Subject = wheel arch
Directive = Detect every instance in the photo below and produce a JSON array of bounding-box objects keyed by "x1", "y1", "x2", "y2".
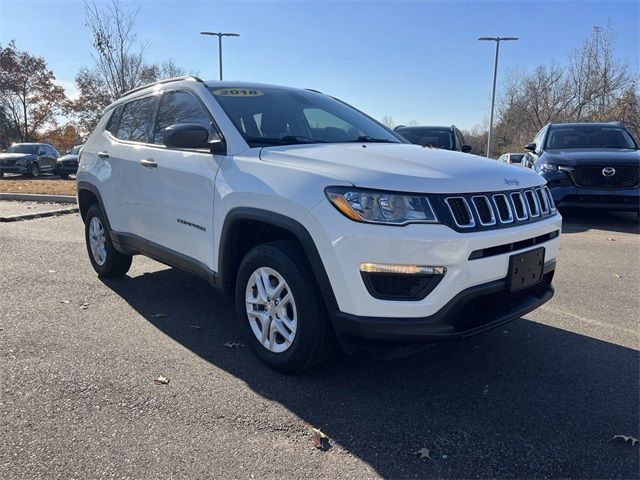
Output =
[
  {"x1": 218, "y1": 207, "x2": 338, "y2": 313},
  {"x1": 77, "y1": 181, "x2": 112, "y2": 230}
]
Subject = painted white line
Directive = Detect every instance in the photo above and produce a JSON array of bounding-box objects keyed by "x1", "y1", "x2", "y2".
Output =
[{"x1": 537, "y1": 305, "x2": 640, "y2": 337}]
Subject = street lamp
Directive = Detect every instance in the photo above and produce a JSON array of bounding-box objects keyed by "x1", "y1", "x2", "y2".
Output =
[
  {"x1": 200, "y1": 31, "x2": 240, "y2": 81},
  {"x1": 478, "y1": 36, "x2": 518, "y2": 158}
]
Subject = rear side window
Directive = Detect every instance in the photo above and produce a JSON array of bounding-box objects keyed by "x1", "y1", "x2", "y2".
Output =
[
  {"x1": 115, "y1": 96, "x2": 157, "y2": 143},
  {"x1": 153, "y1": 91, "x2": 212, "y2": 145},
  {"x1": 106, "y1": 107, "x2": 123, "y2": 136}
]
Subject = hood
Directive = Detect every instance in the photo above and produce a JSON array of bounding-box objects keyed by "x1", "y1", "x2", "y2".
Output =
[
  {"x1": 259, "y1": 143, "x2": 544, "y2": 193},
  {"x1": 57, "y1": 154, "x2": 79, "y2": 162},
  {"x1": 0, "y1": 152, "x2": 34, "y2": 161},
  {"x1": 542, "y1": 148, "x2": 640, "y2": 166},
  {"x1": 0, "y1": 152, "x2": 35, "y2": 166}
]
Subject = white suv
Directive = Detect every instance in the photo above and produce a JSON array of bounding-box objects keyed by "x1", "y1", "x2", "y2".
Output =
[{"x1": 77, "y1": 77, "x2": 561, "y2": 372}]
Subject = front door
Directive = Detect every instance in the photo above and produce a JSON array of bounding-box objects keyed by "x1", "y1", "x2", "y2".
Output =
[{"x1": 142, "y1": 89, "x2": 223, "y2": 271}]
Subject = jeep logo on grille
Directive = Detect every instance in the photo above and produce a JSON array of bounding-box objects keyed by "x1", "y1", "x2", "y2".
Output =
[
  {"x1": 602, "y1": 167, "x2": 616, "y2": 177},
  {"x1": 504, "y1": 178, "x2": 520, "y2": 187}
]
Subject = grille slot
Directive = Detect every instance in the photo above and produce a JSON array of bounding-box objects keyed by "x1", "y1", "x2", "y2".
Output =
[
  {"x1": 445, "y1": 197, "x2": 475, "y2": 227},
  {"x1": 471, "y1": 196, "x2": 496, "y2": 226},
  {"x1": 492, "y1": 194, "x2": 513, "y2": 223},
  {"x1": 572, "y1": 165, "x2": 639, "y2": 189},
  {"x1": 544, "y1": 186, "x2": 556, "y2": 211},
  {"x1": 524, "y1": 190, "x2": 540, "y2": 217},
  {"x1": 535, "y1": 187, "x2": 550, "y2": 214},
  {"x1": 510, "y1": 192, "x2": 528, "y2": 220}
]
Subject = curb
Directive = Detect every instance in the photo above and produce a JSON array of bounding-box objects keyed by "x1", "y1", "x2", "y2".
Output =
[
  {"x1": 0, "y1": 193, "x2": 77, "y2": 204},
  {"x1": 0, "y1": 206, "x2": 79, "y2": 223}
]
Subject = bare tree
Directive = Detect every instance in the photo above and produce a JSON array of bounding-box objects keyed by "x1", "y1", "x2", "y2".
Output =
[
  {"x1": 382, "y1": 116, "x2": 396, "y2": 129},
  {"x1": 0, "y1": 41, "x2": 68, "y2": 143},
  {"x1": 493, "y1": 23, "x2": 639, "y2": 151},
  {"x1": 73, "y1": 0, "x2": 189, "y2": 133}
]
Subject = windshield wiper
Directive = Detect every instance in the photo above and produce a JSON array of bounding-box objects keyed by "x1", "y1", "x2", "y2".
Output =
[
  {"x1": 349, "y1": 136, "x2": 398, "y2": 143},
  {"x1": 280, "y1": 135, "x2": 328, "y2": 144},
  {"x1": 244, "y1": 135, "x2": 326, "y2": 147}
]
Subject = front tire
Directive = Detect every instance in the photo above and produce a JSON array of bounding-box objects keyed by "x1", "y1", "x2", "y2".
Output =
[
  {"x1": 58, "y1": 172, "x2": 69, "y2": 179},
  {"x1": 30, "y1": 162, "x2": 40, "y2": 178},
  {"x1": 84, "y1": 204, "x2": 132, "y2": 278},
  {"x1": 235, "y1": 241, "x2": 335, "y2": 372}
]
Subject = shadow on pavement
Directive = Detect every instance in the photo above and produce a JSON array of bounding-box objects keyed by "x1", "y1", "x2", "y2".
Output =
[
  {"x1": 561, "y1": 208, "x2": 639, "y2": 234},
  {"x1": 102, "y1": 269, "x2": 639, "y2": 478}
]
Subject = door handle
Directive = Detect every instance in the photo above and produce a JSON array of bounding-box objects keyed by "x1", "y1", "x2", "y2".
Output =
[
  {"x1": 97, "y1": 151, "x2": 110, "y2": 159},
  {"x1": 140, "y1": 159, "x2": 158, "y2": 169}
]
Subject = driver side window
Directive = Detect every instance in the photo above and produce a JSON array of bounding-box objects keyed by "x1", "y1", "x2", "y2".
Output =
[{"x1": 153, "y1": 91, "x2": 212, "y2": 145}]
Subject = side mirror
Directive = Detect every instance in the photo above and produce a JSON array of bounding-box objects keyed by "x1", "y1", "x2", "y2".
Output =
[
  {"x1": 38, "y1": 150, "x2": 46, "y2": 156},
  {"x1": 525, "y1": 142, "x2": 536, "y2": 152},
  {"x1": 162, "y1": 123, "x2": 222, "y2": 151},
  {"x1": 461, "y1": 144, "x2": 473, "y2": 153}
]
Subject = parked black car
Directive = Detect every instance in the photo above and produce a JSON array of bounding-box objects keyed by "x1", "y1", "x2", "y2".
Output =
[
  {"x1": 0, "y1": 143, "x2": 59, "y2": 178},
  {"x1": 394, "y1": 125, "x2": 473, "y2": 152},
  {"x1": 527, "y1": 122, "x2": 640, "y2": 213},
  {"x1": 56, "y1": 144, "x2": 83, "y2": 179}
]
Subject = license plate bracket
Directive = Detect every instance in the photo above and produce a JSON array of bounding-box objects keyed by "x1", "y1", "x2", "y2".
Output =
[{"x1": 508, "y1": 247, "x2": 545, "y2": 292}]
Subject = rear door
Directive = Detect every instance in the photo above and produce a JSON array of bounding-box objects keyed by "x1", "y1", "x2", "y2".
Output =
[
  {"x1": 144, "y1": 89, "x2": 223, "y2": 270},
  {"x1": 108, "y1": 95, "x2": 160, "y2": 239}
]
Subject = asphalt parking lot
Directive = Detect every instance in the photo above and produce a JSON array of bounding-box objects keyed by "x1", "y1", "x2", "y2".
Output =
[{"x1": 1, "y1": 206, "x2": 638, "y2": 479}]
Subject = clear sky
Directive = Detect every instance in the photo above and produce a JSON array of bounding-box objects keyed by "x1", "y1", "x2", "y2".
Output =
[{"x1": 1, "y1": 0, "x2": 638, "y2": 130}]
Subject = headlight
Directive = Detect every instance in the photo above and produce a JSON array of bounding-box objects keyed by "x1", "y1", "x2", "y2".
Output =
[
  {"x1": 540, "y1": 163, "x2": 558, "y2": 173},
  {"x1": 325, "y1": 187, "x2": 438, "y2": 225}
]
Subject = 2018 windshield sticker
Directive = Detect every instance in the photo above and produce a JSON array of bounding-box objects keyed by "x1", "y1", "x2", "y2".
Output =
[{"x1": 212, "y1": 88, "x2": 263, "y2": 97}]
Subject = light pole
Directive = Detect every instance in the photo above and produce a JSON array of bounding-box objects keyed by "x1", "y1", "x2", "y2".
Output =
[
  {"x1": 200, "y1": 32, "x2": 240, "y2": 81},
  {"x1": 478, "y1": 36, "x2": 518, "y2": 158}
]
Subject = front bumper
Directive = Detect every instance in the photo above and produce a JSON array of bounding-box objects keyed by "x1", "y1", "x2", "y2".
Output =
[
  {"x1": 0, "y1": 165, "x2": 29, "y2": 174},
  {"x1": 335, "y1": 260, "x2": 555, "y2": 343},
  {"x1": 56, "y1": 162, "x2": 78, "y2": 174},
  {"x1": 307, "y1": 199, "x2": 562, "y2": 323},
  {"x1": 543, "y1": 171, "x2": 640, "y2": 211}
]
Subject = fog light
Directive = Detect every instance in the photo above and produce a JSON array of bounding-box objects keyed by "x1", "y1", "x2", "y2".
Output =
[{"x1": 359, "y1": 263, "x2": 446, "y2": 275}]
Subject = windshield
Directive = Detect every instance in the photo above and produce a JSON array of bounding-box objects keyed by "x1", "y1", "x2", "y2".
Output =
[
  {"x1": 7, "y1": 144, "x2": 39, "y2": 154},
  {"x1": 395, "y1": 127, "x2": 454, "y2": 149},
  {"x1": 70, "y1": 145, "x2": 82, "y2": 155},
  {"x1": 209, "y1": 87, "x2": 403, "y2": 147},
  {"x1": 546, "y1": 126, "x2": 637, "y2": 149}
]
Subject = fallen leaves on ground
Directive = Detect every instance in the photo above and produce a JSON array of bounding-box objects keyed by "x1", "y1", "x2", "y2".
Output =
[
  {"x1": 154, "y1": 376, "x2": 170, "y2": 385},
  {"x1": 311, "y1": 428, "x2": 330, "y2": 450},
  {"x1": 79, "y1": 302, "x2": 89, "y2": 310},
  {"x1": 151, "y1": 313, "x2": 168, "y2": 319},
  {"x1": 223, "y1": 342, "x2": 244, "y2": 348},
  {"x1": 607, "y1": 238, "x2": 617, "y2": 242},
  {"x1": 611, "y1": 435, "x2": 639, "y2": 446},
  {"x1": 60, "y1": 300, "x2": 70, "y2": 304},
  {"x1": 413, "y1": 447, "x2": 434, "y2": 461}
]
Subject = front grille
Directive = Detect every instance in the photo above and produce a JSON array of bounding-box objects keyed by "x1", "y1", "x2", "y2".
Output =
[
  {"x1": 510, "y1": 192, "x2": 527, "y2": 220},
  {"x1": 572, "y1": 165, "x2": 640, "y2": 189},
  {"x1": 63, "y1": 160, "x2": 77, "y2": 167},
  {"x1": 492, "y1": 194, "x2": 513, "y2": 223},
  {"x1": 535, "y1": 187, "x2": 550, "y2": 214},
  {"x1": 445, "y1": 197, "x2": 474, "y2": 227},
  {"x1": 472, "y1": 196, "x2": 495, "y2": 225},
  {"x1": 439, "y1": 186, "x2": 556, "y2": 232}
]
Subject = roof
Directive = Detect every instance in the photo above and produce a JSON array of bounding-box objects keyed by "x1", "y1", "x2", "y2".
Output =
[
  {"x1": 395, "y1": 125, "x2": 454, "y2": 130},
  {"x1": 548, "y1": 122, "x2": 624, "y2": 128}
]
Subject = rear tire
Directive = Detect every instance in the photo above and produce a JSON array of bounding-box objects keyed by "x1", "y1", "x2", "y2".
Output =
[
  {"x1": 235, "y1": 240, "x2": 335, "y2": 372},
  {"x1": 59, "y1": 172, "x2": 69, "y2": 179},
  {"x1": 84, "y1": 204, "x2": 132, "y2": 278}
]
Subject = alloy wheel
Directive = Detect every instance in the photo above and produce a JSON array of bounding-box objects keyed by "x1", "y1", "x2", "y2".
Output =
[
  {"x1": 245, "y1": 267, "x2": 298, "y2": 353},
  {"x1": 88, "y1": 216, "x2": 107, "y2": 266}
]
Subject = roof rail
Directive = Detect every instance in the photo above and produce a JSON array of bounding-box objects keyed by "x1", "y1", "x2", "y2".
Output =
[{"x1": 122, "y1": 76, "x2": 204, "y2": 98}]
